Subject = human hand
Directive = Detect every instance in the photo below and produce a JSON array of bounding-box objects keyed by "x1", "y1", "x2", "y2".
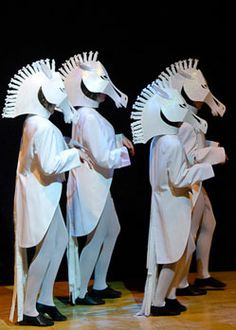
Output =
[
  {"x1": 122, "y1": 136, "x2": 135, "y2": 156},
  {"x1": 65, "y1": 136, "x2": 88, "y2": 153},
  {"x1": 79, "y1": 150, "x2": 94, "y2": 169}
]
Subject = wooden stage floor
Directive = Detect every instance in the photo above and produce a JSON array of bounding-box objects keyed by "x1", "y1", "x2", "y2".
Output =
[{"x1": 0, "y1": 271, "x2": 235, "y2": 329}]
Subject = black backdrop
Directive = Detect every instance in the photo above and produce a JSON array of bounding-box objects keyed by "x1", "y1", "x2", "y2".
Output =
[{"x1": 0, "y1": 2, "x2": 235, "y2": 287}]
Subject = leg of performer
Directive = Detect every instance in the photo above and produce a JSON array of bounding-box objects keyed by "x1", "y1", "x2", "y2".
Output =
[{"x1": 92, "y1": 193, "x2": 121, "y2": 298}]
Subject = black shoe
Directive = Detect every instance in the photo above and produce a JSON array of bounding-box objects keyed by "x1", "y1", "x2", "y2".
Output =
[
  {"x1": 194, "y1": 277, "x2": 226, "y2": 289},
  {"x1": 19, "y1": 314, "x2": 54, "y2": 326},
  {"x1": 75, "y1": 292, "x2": 105, "y2": 305},
  {"x1": 90, "y1": 286, "x2": 122, "y2": 299},
  {"x1": 150, "y1": 305, "x2": 180, "y2": 316},
  {"x1": 36, "y1": 302, "x2": 67, "y2": 321},
  {"x1": 176, "y1": 285, "x2": 207, "y2": 296},
  {"x1": 165, "y1": 298, "x2": 187, "y2": 312}
]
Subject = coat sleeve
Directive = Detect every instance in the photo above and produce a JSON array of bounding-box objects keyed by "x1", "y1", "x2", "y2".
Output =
[
  {"x1": 205, "y1": 139, "x2": 219, "y2": 147},
  {"x1": 178, "y1": 124, "x2": 226, "y2": 165},
  {"x1": 192, "y1": 146, "x2": 226, "y2": 165},
  {"x1": 82, "y1": 114, "x2": 130, "y2": 169},
  {"x1": 166, "y1": 138, "x2": 214, "y2": 188},
  {"x1": 34, "y1": 125, "x2": 81, "y2": 176}
]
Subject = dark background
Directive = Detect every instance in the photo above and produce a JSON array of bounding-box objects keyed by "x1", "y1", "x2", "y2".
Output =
[{"x1": 0, "y1": 2, "x2": 235, "y2": 288}]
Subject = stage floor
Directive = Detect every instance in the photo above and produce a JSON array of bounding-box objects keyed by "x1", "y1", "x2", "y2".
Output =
[{"x1": 0, "y1": 271, "x2": 235, "y2": 329}]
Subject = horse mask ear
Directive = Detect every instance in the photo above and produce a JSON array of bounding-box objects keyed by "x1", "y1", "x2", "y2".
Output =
[
  {"x1": 176, "y1": 68, "x2": 192, "y2": 79},
  {"x1": 154, "y1": 85, "x2": 171, "y2": 99},
  {"x1": 39, "y1": 59, "x2": 53, "y2": 79},
  {"x1": 78, "y1": 62, "x2": 95, "y2": 72}
]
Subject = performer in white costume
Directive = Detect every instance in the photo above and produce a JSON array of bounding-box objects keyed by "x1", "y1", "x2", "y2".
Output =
[
  {"x1": 60, "y1": 51, "x2": 134, "y2": 305},
  {"x1": 2, "y1": 59, "x2": 92, "y2": 326},
  {"x1": 130, "y1": 80, "x2": 215, "y2": 316},
  {"x1": 156, "y1": 59, "x2": 227, "y2": 296}
]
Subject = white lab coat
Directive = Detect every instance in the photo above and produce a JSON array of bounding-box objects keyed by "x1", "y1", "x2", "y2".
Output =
[
  {"x1": 177, "y1": 122, "x2": 226, "y2": 258},
  {"x1": 178, "y1": 122, "x2": 225, "y2": 228},
  {"x1": 148, "y1": 134, "x2": 215, "y2": 266},
  {"x1": 11, "y1": 113, "x2": 81, "y2": 322},
  {"x1": 14, "y1": 114, "x2": 81, "y2": 248},
  {"x1": 137, "y1": 133, "x2": 215, "y2": 317},
  {"x1": 67, "y1": 107, "x2": 131, "y2": 237}
]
